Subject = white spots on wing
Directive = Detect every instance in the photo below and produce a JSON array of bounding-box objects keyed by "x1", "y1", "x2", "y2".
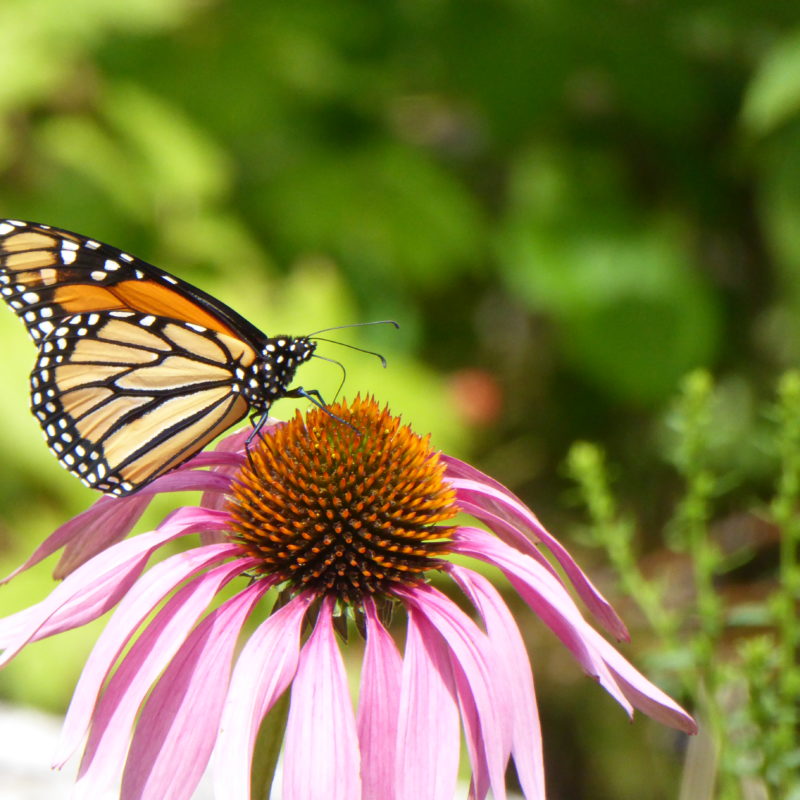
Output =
[
  {"x1": 120, "y1": 253, "x2": 133, "y2": 262},
  {"x1": 140, "y1": 315, "x2": 156, "y2": 326},
  {"x1": 61, "y1": 250, "x2": 77, "y2": 265},
  {"x1": 104, "y1": 259, "x2": 120, "y2": 271},
  {"x1": 0, "y1": 223, "x2": 15, "y2": 235},
  {"x1": 22, "y1": 291, "x2": 39, "y2": 303},
  {"x1": 161, "y1": 275, "x2": 178, "y2": 285},
  {"x1": 90, "y1": 271, "x2": 106, "y2": 281},
  {"x1": 186, "y1": 323, "x2": 206, "y2": 332},
  {"x1": 85, "y1": 240, "x2": 100, "y2": 250}
]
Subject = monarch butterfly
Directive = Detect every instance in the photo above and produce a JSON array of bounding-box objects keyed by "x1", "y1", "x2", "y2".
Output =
[{"x1": 0, "y1": 219, "x2": 324, "y2": 496}]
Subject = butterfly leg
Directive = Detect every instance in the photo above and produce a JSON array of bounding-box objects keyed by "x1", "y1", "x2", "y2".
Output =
[{"x1": 286, "y1": 387, "x2": 360, "y2": 433}]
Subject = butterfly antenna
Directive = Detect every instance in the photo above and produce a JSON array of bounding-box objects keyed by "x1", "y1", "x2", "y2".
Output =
[
  {"x1": 311, "y1": 337, "x2": 389, "y2": 369},
  {"x1": 305, "y1": 319, "x2": 399, "y2": 337}
]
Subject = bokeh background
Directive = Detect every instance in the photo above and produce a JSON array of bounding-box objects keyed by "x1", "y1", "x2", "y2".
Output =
[{"x1": 2, "y1": 1, "x2": 800, "y2": 798}]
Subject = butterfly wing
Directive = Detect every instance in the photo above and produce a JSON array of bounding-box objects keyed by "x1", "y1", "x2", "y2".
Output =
[
  {"x1": 0, "y1": 219, "x2": 266, "y2": 343},
  {"x1": 0, "y1": 220, "x2": 267, "y2": 495}
]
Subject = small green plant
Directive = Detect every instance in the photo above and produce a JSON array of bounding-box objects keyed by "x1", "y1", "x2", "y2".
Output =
[{"x1": 567, "y1": 369, "x2": 800, "y2": 800}]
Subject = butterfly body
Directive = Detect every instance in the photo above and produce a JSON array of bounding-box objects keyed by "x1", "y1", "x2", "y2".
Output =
[{"x1": 0, "y1": 219, "x2": 316, "y2": 495}]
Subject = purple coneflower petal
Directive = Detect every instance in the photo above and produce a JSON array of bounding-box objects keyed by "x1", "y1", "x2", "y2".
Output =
[
  {"x1": 443, "y1": 455, "x2": 628, "y2": 641},
  {"x1": 119, "y1": 579, "x2": 271, "y2": 800},
  {"x1": 455, "y1": 526, "x2": 695, "y2": 731},
  {"x1": 581, "y1": 626, "x2": 697, "y2": 734},
  {"x1": 450, "y1": 566, "x2": 546, "y2": 800},
  {"x1": 357, "y1": 598, "x2": 403, "y2": 800},
  {"x1": 396, "y1": 607, "x2": 461, "y2": 800},
  {"x1": 283, "y1": 596, "x2": 361, "y2": 800},
  {"x1": 1, "y1": 453, "x2": 241, "y2": 584},
  {"x1": 398, "y1": 585, "x2": 508, "y2": 800},
  {"x1": 214, "y1": 592, "x2": 313, "y2": 800},
  {"x1": 56, "y1": 466, "x2": 237, "y2": 577},
  {"x1": 453, "y1": 526, "x2": 633, "y2": 714},
  {"x1": 57, "y1": 543, "x2": 242, "y2": 765},
  {"x1": 73, "y1": 558, "x2": 261, "y2": 797},
  {"x1": 0, "y1": 508, "x2": 226, "y2": 665},
  {"x1": 200, "y1": 427, "x2": 253, "y2": 513}
]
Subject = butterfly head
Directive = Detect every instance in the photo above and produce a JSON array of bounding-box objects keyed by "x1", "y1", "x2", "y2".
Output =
[{"x1": 254, "y1": 336, "x2": 317, "y2": 406}]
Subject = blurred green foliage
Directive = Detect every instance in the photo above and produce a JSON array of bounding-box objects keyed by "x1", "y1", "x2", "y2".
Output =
[{"x1": 2, "y1": 1, "x2": 800, "y2": 798}]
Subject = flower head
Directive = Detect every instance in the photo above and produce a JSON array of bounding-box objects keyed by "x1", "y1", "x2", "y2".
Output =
[
  {"x1": 228, "y1": 398, "x2": 456, "y2": 599},
  {"x1": 0, "y1": 396, "x2": 696, "y2": 800}
]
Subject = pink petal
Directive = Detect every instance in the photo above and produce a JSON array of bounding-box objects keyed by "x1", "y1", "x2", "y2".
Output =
[
  {"x1": 1, "y1": 493, "x2": 151, "y2": 585},
  {"x1": 73, "y1": 558, "x2": 260, "y2": 798},
  {"x1": 214, "y1": 592, "x2": 313, "y2": 800},
  {"x1": 582, "y1": 626, "x2": 697, "y2": 734},
  {"x1": 283, "y1": 597, "x2": 361, "y2": 800},
  {"x1": 55, "y1": 473, "x2": 234, "y2": 576},
  {"x1": 1, "y1": 457, "x2": 239, "y2": 584},
  {"x1": 56, "y1": 543, "x2": 242, "y2": 765},
  {"x1": 0, "y1": 508, "x2": 222, "y2": 666},
  {"x1": 120, "y1": 579, "x2": 271, "y2": 800},
  {"x1": 357, "y1": 598, "x2": 403, "y2": 800},
  {"x1": 452, "y1": 526, "x2": 633, "y2": 716},
  {"x1": 395, "y1": 606, "x2": 460, "y2": 800},
  {"x1": 397, "y1": 585, "x2": 508, "y2": 800},
  {"x1": 443, "y1": 455, "x2": 628, "y2": 641},
  {"x1": 200, "y1": 427, "x2": 253, "y2": 513},
  {"x1": 451, "y1": 566, "x2": 546, "y2": 800},
  {"x1": 450, "y1": 654, "x2": 491, "y2": 800}
]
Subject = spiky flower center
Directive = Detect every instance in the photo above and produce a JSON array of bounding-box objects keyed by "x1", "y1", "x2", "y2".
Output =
[{"x1": 226, "y1": 396, "x2": 458, "y2": 603}]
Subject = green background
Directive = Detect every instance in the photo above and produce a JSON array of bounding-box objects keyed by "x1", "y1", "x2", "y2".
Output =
[{"x1": 2, "y1": 1, "x2": 800, "y2": 797}]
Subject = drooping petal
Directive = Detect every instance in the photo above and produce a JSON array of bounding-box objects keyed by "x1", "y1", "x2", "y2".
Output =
[
  {"x1": 120, "y1": 579, "x2": 271, "y2": 800},
  {"x1": 56, "y1": 467, "x2": 237, "y2": 576},
  {"x1": 214, "y1": 591, "x2": 313, "y2": 800},
  {"x1": 0, "y1": 508, "x2": 227, "y2": 666},
  {"x1": 395, "y1": 606, "x2": 461, "y2": 800},
  {"x1": 283, "y1": 597, "x2": 361, "y2": 800},
  {"x1": 56, "y1": 543, "x2": 242, "y2": 765},
  {"x1": 1, "y1": 458, "x2": 239, "y2": 584},
  {"x1": 450, "y1": 652, "x2": 490, "y2": 800},
  {"x1": 200, "y1": 426, "x2": 256, "y2": 513},
  {"x1": 443, "y1": 455, "x2": 628, "y2": 640},
  {"x1": 1, "y1": 492, "x2": 151, "y2": 585},
  {"x1": 582, "y1": 626, "x2": 697, "y2": 734},
  {"x1": 452, "y1": 526, "x2": 633, "y2": 716},
  {"x1": 451, "y1": 566, "x2": 546, "y2": 800},
  {"x1": 357, "y1": 598, "x2": 403, "y2": 800},
  {"x1": 397, "y1": 585, "x2": 508, "y2": 800},
  {"x1": 73, "y1": 558, "x2": 260, "y2": 798}
]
